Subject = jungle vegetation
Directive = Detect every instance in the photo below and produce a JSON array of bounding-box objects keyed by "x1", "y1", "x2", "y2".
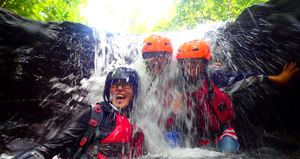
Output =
[{"x1": 1, "y1": 0, "x2": 268, "y2": 33}]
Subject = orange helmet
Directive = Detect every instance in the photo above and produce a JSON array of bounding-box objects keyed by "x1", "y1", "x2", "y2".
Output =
[
  {"x1": 142, "y1": 34, "x2": 173, "y2": 59},
  {"x1": 176, "y1": 40, "x2": 211, "y2": 60}
]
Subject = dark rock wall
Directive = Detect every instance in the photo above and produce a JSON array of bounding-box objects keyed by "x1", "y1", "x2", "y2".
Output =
[
  {"x1": 216, "y1": 0, "x2": 300, "y2": 153},
  {"x1": 0, "y1": 7, "x2": 95, "y2": 151}
]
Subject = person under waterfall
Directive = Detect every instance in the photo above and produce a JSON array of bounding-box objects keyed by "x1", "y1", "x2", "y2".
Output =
[
  {"x1": 141, "y1": 34, "x2": 187, "y2": 148},
  {"x1": 14, "y1": 67, "x2": 145, "y2": 159},
  {"x1": 174, "y1": 39, "x2": 299, "y2": 154}
]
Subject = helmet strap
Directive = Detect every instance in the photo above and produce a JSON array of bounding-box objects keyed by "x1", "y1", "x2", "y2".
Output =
[{"x1": 109, "y1": 103, "x2": 120, "y2": 112}]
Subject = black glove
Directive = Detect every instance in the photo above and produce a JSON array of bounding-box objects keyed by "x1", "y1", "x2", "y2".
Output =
[{"x1": 14, "y1": 150, "x2": 44, "y2": 159}]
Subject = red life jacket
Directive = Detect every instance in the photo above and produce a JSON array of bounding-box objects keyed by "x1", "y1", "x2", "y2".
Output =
[
  {"x1": 186, "y1": 79, "x2": 234, "y2": 139},
  {"x1": 100, "y1": 114, "x2": 131, "y2": 144},
  {"x1": 96, "y1": 114, "x2": 145, "y2": 159},
  {"x1": 79, "y1": 104, "x2": 144, "y2": 159}
]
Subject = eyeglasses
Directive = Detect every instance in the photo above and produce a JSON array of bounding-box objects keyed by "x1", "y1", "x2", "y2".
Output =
[
  {"x1": 111, "y1": 81, "x2": 132, "y2": 89},
  {"x1": 182, "y1": 58, "x2": 204, "y2": 65},
  {"x1": 144, "y1": 52, "x2": 170, "y2": 60}
]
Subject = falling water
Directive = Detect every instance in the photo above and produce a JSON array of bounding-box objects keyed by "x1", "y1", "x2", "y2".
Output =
[
  {"x1": 1, "y1": 12, "x2": 300, "y2": 159},
  {"x1": 69, "y1": 22, "x2": 294, "y2": 158}
]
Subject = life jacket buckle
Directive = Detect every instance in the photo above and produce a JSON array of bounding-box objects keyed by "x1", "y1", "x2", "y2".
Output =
[
  {"x1": 92, "y1": 104, "x2": 102, "y2": 113},
  {"x1": 89, "y1": 119, "x2": 98, "y2": 127},
  {"x1": 95, "y1": 107, "x2": 101, "y2": 113},
  {"x1": 80, "y1": 137, "x2": 87, "y2": 146}
]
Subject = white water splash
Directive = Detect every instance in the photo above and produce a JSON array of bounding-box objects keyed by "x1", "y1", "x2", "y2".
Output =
[{"x1": 83, "y1": 22, "x2": 228, "y2": 158}]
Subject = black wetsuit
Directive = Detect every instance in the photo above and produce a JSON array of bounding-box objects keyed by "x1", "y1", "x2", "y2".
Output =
[{"x1": 16, "y1": 102, "x2": 124, "y2": 159}]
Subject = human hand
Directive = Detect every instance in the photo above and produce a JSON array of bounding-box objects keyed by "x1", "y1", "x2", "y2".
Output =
[
  {"x1": 269, "y1": 62, "x2": 299, "y2": 89},
  {"x1": 172, "y1": 93, "x2": 183, "y2": 114},
  {"x1": 213, "y1": 63, "x2": 222, "y2": 68}
]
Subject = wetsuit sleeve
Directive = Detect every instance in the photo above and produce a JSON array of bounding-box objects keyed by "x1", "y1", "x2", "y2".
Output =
[
  {"x1": 22, "y1": 107, "x2": 92, "y2": 159},
  {"x1": 211, "y1": 69, "x2": 269, "y2": 94}
]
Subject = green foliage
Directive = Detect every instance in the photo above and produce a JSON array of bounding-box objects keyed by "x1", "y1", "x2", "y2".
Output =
[
  {"x1": 127, "y1": 8, "x2": 149, "y2": 34},
  {"x1": 152, "y1": 0, "x2": 268, "y2": 32},
  {"x1": 126, "y1": 7, "x2": 156, "y2": 34},
  {"x1": 1, "y1": 0, "x2": 269, "y2": 33},
  {"x1": 1, "y1": 0, "x2": 89, "y2": 24}
]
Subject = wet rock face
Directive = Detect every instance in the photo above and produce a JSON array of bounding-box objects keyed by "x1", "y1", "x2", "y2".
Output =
[
  {"x1": 0, "y1": 7, "x2": 95, "y2": 149},
  {"x1": 217, "y1": 0, "x2": 300, "y2": 153}
]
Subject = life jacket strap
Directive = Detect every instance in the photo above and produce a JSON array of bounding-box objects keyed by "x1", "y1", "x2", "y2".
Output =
[
  {"x1": 73, "y1": 104, "x2": 103, "y2": 159},
  {"x1": 93, "y1": 105, "x2": 103, "y2": 158}
]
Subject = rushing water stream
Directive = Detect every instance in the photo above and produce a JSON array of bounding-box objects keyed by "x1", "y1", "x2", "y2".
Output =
[{"x1": 1, "y1": 7, "x2": 300, "y2": 158}]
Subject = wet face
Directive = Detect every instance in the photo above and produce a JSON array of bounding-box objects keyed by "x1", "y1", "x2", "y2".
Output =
[
  {"x1": 182, "y1": 58, "x2": 204, "y2": 77},
  {"x1": 109, "y1": 80, "x2": 133, "y2": 110},
  {"x1": 145, "y1": 52, "x2": 170, "y2": 75}
]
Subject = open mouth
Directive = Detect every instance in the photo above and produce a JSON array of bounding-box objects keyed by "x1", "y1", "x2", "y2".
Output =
[{"x1": 116, "y1": 94, "x2": 126, "y2": 102}]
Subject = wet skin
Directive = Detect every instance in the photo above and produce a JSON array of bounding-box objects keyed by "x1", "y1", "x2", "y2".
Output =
[
  {"x1": 182, "y1": 58, "x2": 204, "y2": 77},
  {"x1": 109, "y1": 81, "x2": 133, "y2": 110},
  {"x1": 145, "y1": 53, "x2": 170, "y2": 75}
]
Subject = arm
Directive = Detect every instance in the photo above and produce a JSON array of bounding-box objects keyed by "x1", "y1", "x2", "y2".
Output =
[
  {"x1": 268, "y1": 62, "x2": 299, "y2": 89},
  {"x1": 14, "y1": 107, "x2": 91, "y2": 159},
  {"x1": 213, "y1": 63, "x2": 222, "y2": 68},
  {"x1": 211, "y1": 62, "x2": 299, "y2": 94},
  {"x1": 211, "y1": 69, "x2": 268, "y2": 94}
]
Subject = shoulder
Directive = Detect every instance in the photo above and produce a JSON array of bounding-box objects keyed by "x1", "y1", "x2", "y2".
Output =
[
  {"x1": 75, "y1": 102, "x2": 108, "y2": 119},
  {"x1": 90, "y1": 102, "x2": 113, "y2": 116}
]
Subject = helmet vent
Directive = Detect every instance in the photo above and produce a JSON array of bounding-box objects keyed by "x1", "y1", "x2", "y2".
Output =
[
  {"x1": 192, "y1": 49, "x2": 199, "y2": 51},
  {"x1": 165, "y1": 42, "x2": 170, "y2": 45},
  {"x1": 147, "y1": 43, "x2": 152, "y2": 45}
]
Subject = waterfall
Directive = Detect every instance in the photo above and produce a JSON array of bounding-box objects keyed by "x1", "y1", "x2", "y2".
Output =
[{"x1": 1, "y1": 3, "x2": 300, "y2": 158}]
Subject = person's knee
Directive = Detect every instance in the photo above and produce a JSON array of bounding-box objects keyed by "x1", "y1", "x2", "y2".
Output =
[{"x1": 218, "y1": 136, "x2": 240, "y2": 154}]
